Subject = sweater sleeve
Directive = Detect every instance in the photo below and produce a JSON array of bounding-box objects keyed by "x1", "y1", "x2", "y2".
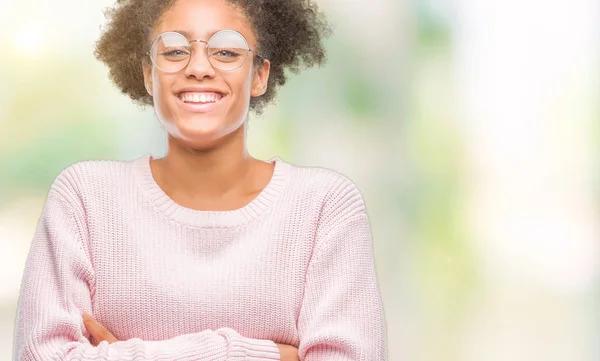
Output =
[
  {"x1": 297, "y1": 186, "x2": 388, "y2": 360},
  {"x1": 13, "y1": 186, "x2": 281, "y2": 361}
]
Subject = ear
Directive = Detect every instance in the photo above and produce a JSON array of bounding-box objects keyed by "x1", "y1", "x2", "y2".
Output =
[
  {"x1": 142, "y1": 62, "x2": 154, "y2": 96},
  {"x1": 251, "y1": 59, "x2": 270, "y2": 97}
]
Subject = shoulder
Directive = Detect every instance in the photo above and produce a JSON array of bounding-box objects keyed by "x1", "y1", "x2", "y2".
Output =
[
  {"x1": 49, "y1": 157, "x2": 136, "y2": 206},
  {"x1": 285, "y1": 160, "x2": 368, "y2": 230}
]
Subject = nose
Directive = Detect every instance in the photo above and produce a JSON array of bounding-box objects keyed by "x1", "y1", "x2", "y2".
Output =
[{"x1": 183, "y1": 41, "x2": 216, "y2": 80}]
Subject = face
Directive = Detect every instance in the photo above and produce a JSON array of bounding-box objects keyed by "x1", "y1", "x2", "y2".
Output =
[{"x1": 142, "y1": 0, "x2": 270, "y2": 150}]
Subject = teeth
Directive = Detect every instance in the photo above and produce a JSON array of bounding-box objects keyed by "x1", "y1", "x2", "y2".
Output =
[{"x1": 179, "y1": 92, "x2": 222, "y2": 103}]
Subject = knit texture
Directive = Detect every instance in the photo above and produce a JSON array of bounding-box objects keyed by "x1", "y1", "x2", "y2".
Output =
[{"x1": 13, "y1": 154, "x2": 387, "y2": 360}]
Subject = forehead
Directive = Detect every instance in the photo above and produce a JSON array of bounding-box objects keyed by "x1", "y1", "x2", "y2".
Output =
[{"x1": 154, "y1": 0, "x2": 254, "y2": 42}]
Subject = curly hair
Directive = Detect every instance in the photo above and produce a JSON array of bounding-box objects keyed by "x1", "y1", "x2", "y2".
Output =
[{"x1": 94, "y1": 0, "x2": 332, "y2": 114}]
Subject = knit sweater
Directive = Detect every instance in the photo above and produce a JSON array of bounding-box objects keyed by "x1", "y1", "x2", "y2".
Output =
[{"x1": 12, "y1": 154, "x2": 387, "y2": 361}]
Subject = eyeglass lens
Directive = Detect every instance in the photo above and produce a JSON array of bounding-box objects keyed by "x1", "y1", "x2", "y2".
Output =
[{"x1": 150, "y1": 30, "x2": 251, "y2": 72}]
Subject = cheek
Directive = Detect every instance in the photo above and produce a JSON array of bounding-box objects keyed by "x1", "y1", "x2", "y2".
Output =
[
  {"x1": 151, "y1": 74, "x2": 176, "y2": 121},
  {"x1": 234, "y1": 74, "x2": 254, "y2": 116},
  {"x1": 229, "y1": 71, "x2": 255, "y2": 104}
]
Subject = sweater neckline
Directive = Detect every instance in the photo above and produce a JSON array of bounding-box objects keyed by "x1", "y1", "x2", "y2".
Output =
[{"x1": 131, "y1": 154, "x2": 291, "y2": 228}]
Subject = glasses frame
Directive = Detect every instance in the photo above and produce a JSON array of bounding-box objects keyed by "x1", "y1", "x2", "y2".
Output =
[{"x1": 146, "y1": 29, "x2": 266, "y2": 73}]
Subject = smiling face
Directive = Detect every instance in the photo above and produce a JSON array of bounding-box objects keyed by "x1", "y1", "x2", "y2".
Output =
[{"x1": 143, "y1": 0, "x2": 270, "y2": 151}]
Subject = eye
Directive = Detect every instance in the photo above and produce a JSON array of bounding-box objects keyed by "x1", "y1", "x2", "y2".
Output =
[
  {"x1": 161, "y1": 48, "x2": 191, "y2": 58},
  {"x1": 210, "y1": 48, "x2": 243, "y2": 58},
  {"x1": 218, "y1": 50, "x2": 236, "y2": 57}
]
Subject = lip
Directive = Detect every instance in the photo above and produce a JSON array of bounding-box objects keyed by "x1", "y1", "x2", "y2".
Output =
[
  {"x1": 175, "y1": 86, "x2": 228, "y2": 96},
  {"x1": 174, "y1": 86, "x2": 228, "y2": 113},
  {"x1": 175, "y1": 94, "x2": 226, "y2": 113}
]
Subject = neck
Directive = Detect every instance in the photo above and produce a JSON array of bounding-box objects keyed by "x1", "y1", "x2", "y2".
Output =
[{"x1": 153, "y1": 123, "x2": 258, "y2": 201}]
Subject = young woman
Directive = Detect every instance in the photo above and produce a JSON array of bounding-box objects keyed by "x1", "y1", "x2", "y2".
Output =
[{"x1": 12, "y1": 0, "x2": 387, "y2": 360}]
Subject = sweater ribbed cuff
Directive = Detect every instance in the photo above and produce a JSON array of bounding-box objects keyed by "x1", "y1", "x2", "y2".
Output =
[{"x1": 229, "y1": 335, "x2": 281, "y2": 360}]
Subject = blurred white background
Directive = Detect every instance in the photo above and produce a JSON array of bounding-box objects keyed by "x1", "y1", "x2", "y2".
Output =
[{"x1": 1, "y1": 0, "x2": 598, "y2": 360}]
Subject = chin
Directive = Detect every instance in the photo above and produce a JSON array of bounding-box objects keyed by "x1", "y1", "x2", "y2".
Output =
[
  {"x1": 157, "y1": 100, "x2": 247, "y2": 147},
  {"x1": 169, "y1": 119, "x2": 242, "y2": 150}
]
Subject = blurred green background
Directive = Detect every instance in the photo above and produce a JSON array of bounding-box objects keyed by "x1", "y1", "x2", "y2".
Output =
[{"x1": 1, "y1": 0, "x2": 599, "y2": 360}]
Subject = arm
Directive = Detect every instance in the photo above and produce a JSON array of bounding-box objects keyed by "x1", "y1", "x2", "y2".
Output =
[
  {"x1": 13, "y1": 183, "x2": 280, "y2": 361},
  {"x1": 297, "y1": 202, "x2": 387, "y2": 360},
  {"x1": 82, "y1": 313, "x2": 299, "y2": 361}
]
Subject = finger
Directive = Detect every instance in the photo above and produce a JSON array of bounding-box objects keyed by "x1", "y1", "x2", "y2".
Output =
[
  {"x1": 82, "y1": 312, "x2": 118, "y2": 344},
  {"x1": 83, "y1": 313, "x2": 118, "y2": 344},
  {"x1": 89, "y1": 335, "x2": 99, "y2": 347},
  {"x1": 81, "y1": 313, "x2": 103, "y2": 346}
]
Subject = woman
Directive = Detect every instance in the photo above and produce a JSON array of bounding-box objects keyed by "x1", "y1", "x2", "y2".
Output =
[{"x1": 12, "y1": 0, "x2": 387, "y2": 360}]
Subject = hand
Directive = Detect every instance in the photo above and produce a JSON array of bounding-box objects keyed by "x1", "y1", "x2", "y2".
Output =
[
  {"x1": 82, "y1": 311, "x2": 119, "y2": 345},
  {"x1": 275, "y1": 343, "x2": 299, "y2": 361}
]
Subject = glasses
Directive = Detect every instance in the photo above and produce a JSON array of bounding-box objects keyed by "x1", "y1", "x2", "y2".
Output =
[{"x1": 147, "y1": 29, "x2": 264, "y2": 73}]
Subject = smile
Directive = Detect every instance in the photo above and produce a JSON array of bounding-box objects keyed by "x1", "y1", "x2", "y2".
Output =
[
  {"x1": 176, "y1": 91, "x2": 226, "y2": 113},
  {"x1": 178, "y1": 91, "x2": 224, "y2": 104}
]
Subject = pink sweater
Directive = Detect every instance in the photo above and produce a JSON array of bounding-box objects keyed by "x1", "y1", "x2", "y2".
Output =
[{"x1": 13, "y1": 154, "x2": 387, "y2": 360}]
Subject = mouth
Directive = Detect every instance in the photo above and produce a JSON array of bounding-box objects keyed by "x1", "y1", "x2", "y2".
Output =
[{"x1": 175, "y1": 91, "x2": 227, "y2": 113}]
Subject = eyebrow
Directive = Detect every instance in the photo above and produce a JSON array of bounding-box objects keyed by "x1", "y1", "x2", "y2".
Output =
[
  {"x1": 171, "y1": 30, "x2": 221, "y2": 40},
  {"x1": 172, "y1": 30, "x2": 193, "y2": 38}
]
